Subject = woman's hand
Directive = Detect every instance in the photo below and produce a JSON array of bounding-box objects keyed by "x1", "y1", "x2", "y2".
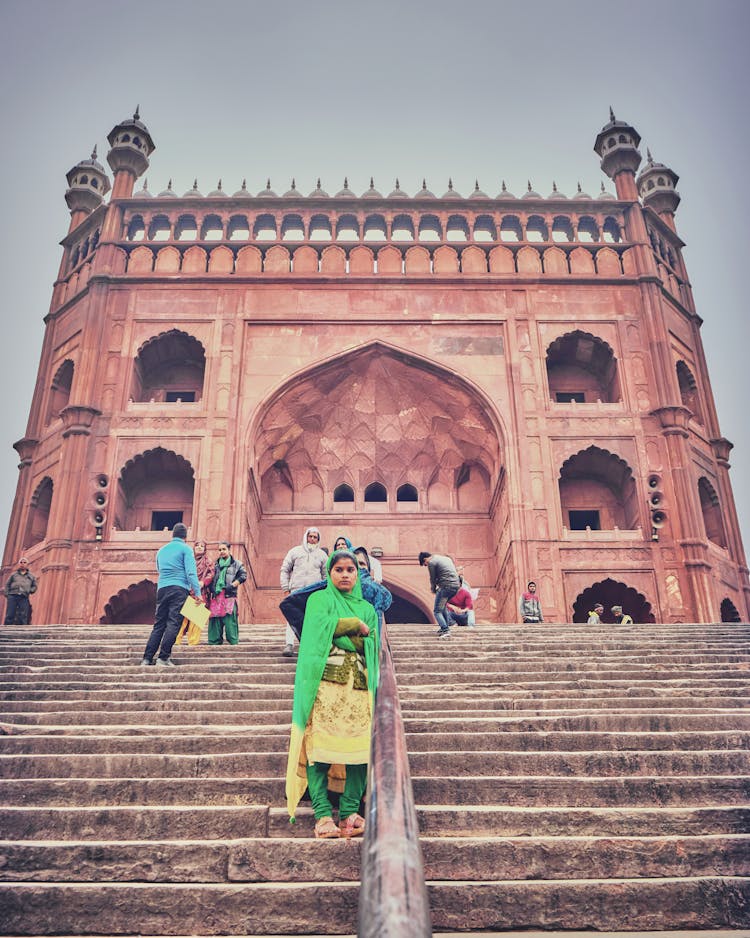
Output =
[
  {"x1": 231, "y1": 580, "x2": 239, "y2": 589},
  {"x1": 358, "y1": 620, "x2": 370, "y2": 636}
]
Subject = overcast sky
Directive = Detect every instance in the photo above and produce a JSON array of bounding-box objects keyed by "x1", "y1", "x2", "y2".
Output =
[{"x1": 1, "y1": 0, "x2": 748, "y2": 566}]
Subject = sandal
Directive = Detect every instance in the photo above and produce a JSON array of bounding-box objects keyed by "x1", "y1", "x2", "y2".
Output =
[
  {"x1": 339, "y1": 813, "x2": 365, "y2": 838},
  {"x1": 314, "y1": 816, "x2": 340, "y2": 839}
]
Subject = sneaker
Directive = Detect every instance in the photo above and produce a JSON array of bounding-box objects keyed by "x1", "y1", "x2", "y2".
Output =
[
  {"x1": 156, "y1": 657, "x2": 179, "y2": 667},
  {"x1": 282, "y1": 644, "x2": 294, "y2": 657},
  {"x1": 437, "y1": 629, "x2": 452, "y2": 640},
  {"x1": 139, "y1": 658, "x2": 155, "y2": 667}
]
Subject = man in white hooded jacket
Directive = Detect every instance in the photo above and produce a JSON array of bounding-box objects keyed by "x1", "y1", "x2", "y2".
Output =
[{"x1": 279, "y1": 526, "x2": 327, "y2": 656}]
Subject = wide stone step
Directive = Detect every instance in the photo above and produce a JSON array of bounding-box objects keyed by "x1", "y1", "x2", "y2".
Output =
[
  {"x1": 2, "y1": 774, "x2": 748, "y2": 809},
  {"x1": 3, "y1": 833, "x2": 748, "y2": 884},
  {"x1": 3, "y1": 748, "x2": 749, "y2": 780},
  {"x1": 4, "y1": 729, "x2": 749, "y2": 756},
  {"x1": 6, "y1": 804, "x2": 750, "y2": 842},
  {"x1": 404, "y1": 712, "x2": 750, "y2": 731},
  {"x1": 1, "y1": 877, "x2": 748, "y2": 933}
]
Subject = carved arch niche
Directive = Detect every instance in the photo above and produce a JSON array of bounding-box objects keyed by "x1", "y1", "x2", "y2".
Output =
[
  {"x1": 131, "y1": 329, "x2": 206, "y2": 403},
  {"x1": 546, "y1": 330, "x2": 621, "y2": 403},
  {"x1": 252, "y1": 344, "x2": 503, "y2": 518}
]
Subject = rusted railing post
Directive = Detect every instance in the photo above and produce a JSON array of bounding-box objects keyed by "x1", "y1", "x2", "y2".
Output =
[{"x1": 357, "y1": 620, "x2": 432, "y2": 937}]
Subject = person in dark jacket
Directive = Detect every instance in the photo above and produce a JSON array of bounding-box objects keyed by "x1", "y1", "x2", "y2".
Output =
[
  {"x1": 208, "y1": 541, "x2": 248, "y2": 645},
  {"x1": 3, "y1": 558, "x2": 37, "y2": 625}
]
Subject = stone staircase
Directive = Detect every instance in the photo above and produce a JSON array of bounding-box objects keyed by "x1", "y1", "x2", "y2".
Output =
[{"x1": 0, "y1": 622, "x2": 749, "y2": 935}]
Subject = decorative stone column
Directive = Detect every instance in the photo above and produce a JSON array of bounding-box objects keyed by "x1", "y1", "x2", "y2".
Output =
[
  {"x1": 40, "y1": 405, "x2": 101, "y2": 623},
  {"x1": 652, "y1": 405, "x2": 713, "y2": 622}
]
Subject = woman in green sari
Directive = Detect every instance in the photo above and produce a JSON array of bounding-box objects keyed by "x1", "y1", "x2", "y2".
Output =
[
  {"x1": 285, "y1": 548, "x2": 379, "y2": 838},
  {"x1": 207, "y1": 541, "x2": 247, "y2": 645}
]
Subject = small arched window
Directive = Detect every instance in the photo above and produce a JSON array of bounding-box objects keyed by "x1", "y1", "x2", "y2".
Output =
[
  {"x1": 333, "y1": 483, "x2": 354, "y2": 503},
  {"x1": 364, "y1": 482, "x2": 387, "y2": 502},
  {"x1": 397, "y1": 483, "x2": 419, "y2": 502}
]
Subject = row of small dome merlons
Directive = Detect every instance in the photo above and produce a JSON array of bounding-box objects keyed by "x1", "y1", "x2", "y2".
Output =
[
  {"x1": 64, "y1": 107, "x2": 680, "y2": 231},
  {"x1": 128, "y1": 175, "x2": 617, "y2": 202}
]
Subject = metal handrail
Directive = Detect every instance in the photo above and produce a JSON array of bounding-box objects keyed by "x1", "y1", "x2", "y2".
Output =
[{"x1": 357, "y1": 619, "x2": 432, "y2": 937}]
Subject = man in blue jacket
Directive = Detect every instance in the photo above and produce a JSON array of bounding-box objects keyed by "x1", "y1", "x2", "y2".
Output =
[{"x1": 140, "y1": 523, "x2": 201, "y2": 667}]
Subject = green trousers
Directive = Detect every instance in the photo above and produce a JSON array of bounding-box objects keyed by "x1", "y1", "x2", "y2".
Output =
[
  {"x1": 208, "y1": 609, "x2": 239, "y2": 645},
  {"x1": 306, "y1": 761, "x2": 368, "y2": 820}
]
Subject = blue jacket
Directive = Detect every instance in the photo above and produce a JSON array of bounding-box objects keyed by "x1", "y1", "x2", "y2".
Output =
[{"x1": 156, "y1": 538, "x2": 201, "y2": 594}]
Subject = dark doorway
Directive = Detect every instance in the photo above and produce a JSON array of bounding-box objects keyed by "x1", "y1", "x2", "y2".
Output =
[{"x1": 572, "y1": 578, "x2": 654, "y2": 624}]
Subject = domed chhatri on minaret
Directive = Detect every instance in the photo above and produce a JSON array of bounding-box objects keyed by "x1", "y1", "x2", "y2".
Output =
[
  {"x1": 64, "y1": 146, "x2": 111, "y2": 229},
  {"x1": 106, "y1": 106, "x2": 155, "y2": 199},
  {"x1": 637, "y1": 148, "x2": 681, "y2": 229},
  {"x1": 593, "y1": 107, "x2": 642, "y2": 200}
]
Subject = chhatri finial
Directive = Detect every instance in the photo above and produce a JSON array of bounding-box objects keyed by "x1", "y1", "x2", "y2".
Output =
[
  {"x1": 600, "y1": 181, "x2": 607, "y2": 193},
  {"x1": 474, "y1": 179, "x2": 480, "y2": 192},
  {"x1": 422, "y1": 179, "x2": 427, "y2": 190},
  {"x1": 344, "y1": 176, "x2": 349, "y2": 189},
  {"x1": 192, "y1": 179, "x2": 198, "y2": 191},
  {"x1": 266, "y1": 178, "x2": 271, "y2": 190},
  {"x1": 448, "y1": 177, "x2": 453, "y2": 191},
  {"x1": 241, "y1": 178, "x2": 247, "y2": 191},
  {"x1": 552, "y1": 180, "x2": 558, "y2": 193},
  {"x1": 646, "y1": 147, "x2": 653, "y2": 164},
  {"x1": 395, "y1": 178, "x2": 401, "y2": 190},
  {"x1": 91, "y1": 145, "x2": 98, "y2": 160},
  {"x1": 291, "y1": 177, "x2": 296, "y2": 189},
  {"x1": 134, "y1": 105, "x2": 140, "y2": 121},
  {"x1": 501, "y1": 180, "x2": 507, "y2": 193},
  {"x1": 577, "y1": 181, "x2": 583, "y2": 193},
  {"x1": 217, "y1": 179, "x2": 222, "y2": 191},
  {"x1": 142, "y1": 178, "x2": 149, "y2": 191},
  {"x1": 316, "y1": 177, "x2": 322, "y2": 190},
  {"x1": 609, "y1": 106, "x2": 615, "y2": 122},
  {"x1": 167, "y1": 178, "x2": 173, "y2": 192},
  {"x1": 527, "y1": 180, "x2": 532, "y2": 192},
  {"x1": 370, "y1": 176, "x2": 375, "y2": 190}
]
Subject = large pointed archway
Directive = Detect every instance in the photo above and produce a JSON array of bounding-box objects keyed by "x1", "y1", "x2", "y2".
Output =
[{"x1": 248, "y1": 342, "x2": 506, "y2": 618}]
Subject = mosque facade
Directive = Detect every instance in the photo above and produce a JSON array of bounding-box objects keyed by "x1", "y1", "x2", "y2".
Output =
[{"x1": 3, "y1": 109, "x2": 747, "y2": 625}]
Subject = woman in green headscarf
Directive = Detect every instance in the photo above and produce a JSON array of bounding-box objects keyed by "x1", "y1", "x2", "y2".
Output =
[{"x1": 285, "y1": 548, "x2": 379, "y2": 838}]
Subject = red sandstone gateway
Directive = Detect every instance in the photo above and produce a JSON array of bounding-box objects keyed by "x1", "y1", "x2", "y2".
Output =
[{"x1": 3, "y1": 108, "x2": 747, "y2": 626}]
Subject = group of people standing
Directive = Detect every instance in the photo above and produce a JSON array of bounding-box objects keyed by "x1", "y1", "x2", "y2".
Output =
[{"x1": 140, "y1": 524, "x2": 248, "y2": 667}]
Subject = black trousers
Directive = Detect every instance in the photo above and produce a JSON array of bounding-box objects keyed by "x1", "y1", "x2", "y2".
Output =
[
  {"x1": 143, "y1": 586, "x2": 189, "y2": 661},
  {"x1": 4, "y1": 594, "x2": 30, "y2": 625}
]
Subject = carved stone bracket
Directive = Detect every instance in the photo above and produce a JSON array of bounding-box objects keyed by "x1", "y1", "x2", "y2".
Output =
[
  {"x1": 13, "y1": 437, "x2": 39, "y2": 468},
  {"x1": 710, "y1": 436, "x2": 733, "y2": 468},
  {"x1": 650, "y1": 405, "x2": 691, "y2": 436},
  {"x1": 60, "y1": 405, "x2": 101, "y2": 438}
]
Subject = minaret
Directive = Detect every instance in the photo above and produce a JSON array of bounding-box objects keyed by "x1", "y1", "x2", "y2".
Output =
[
  {"x1": 64, "y1": 146, "x2": 111, "y2": 233},
  {"x1": 105, "y1": 106, "x2": 155, "y2": 199},
  {"x1": 593, "y1": 107, "x2": 642, "y2": 201},
  {"x1": 637, "y1": 149, "x2": 681, "y2": 232}
]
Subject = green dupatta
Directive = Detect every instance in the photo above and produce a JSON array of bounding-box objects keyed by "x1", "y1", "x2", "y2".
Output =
[{"x1": 285, "y1": 550, "x2": 380, "y2": 819}]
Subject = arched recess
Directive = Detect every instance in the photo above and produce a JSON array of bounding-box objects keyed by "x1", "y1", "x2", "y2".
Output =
[
  {"x1": 250, "y1": 342, "x2": 504, "y2": 517},
  {"x1": 100, "y1": 579, "x2": 157, "y2": 625},
  {"x1": 676, "y1": 360, "x2": 703, "y2": 423},
  {"x1": 720, "y1": 598, "x2": 742, "y2": 623},
  {"x1": 115, "y1": 447, "x2": 195, "y2": 531},
  {"x1": 24, "y1": 477, "x2": 53, "y2": 548},
  {"x1": 384, "y1": 582, "x2": 432, "y2": 624},
  {"x1": 572, "y1": 578, "x2": 654, "y2": 624},
  {"x1": 46, "y1": 359, "x2": 74, "y2": 424},
  {"x1": 546, "y1": 331, "x2": 621, "y2": 403},
  {"x1": 559, "y1": 446, "x2": 638, "y2": 531},
  {"x1": 131, "y1": 330, "x2": 206, "y2": 403},
  {"x1": 698, "y1": 477, "x2": 727, "y2": 548}
]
